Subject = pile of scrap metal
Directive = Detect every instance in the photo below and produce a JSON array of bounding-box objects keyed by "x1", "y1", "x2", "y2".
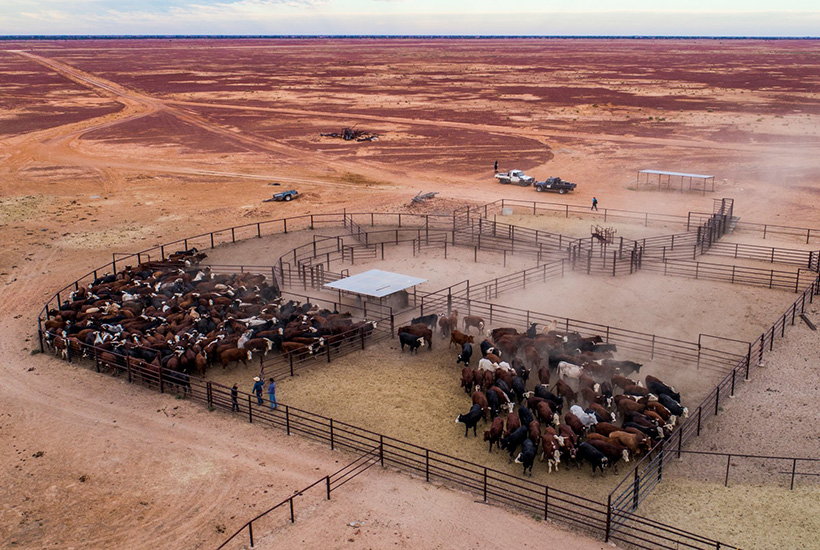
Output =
[
  {"x1": 320, "y1": 127, "x2": 379, "y2": 142},
  {"x1": 410, "y1": 191, "x2": 439, "y2": 205}
]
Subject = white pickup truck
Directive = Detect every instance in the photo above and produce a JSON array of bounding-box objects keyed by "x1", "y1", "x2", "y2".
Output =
[{"x1": 494, "y1": 169, "x2": 535, "y2": 186}]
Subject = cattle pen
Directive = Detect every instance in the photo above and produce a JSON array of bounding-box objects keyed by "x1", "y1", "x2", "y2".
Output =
[{"x1": 36, "y1": 201, "x2": 820, "y2": 550}]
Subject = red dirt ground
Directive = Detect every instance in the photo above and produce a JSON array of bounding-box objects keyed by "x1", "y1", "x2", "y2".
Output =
[{"x1": 1, "y1": 38, "x2": 819, "y2": 549}]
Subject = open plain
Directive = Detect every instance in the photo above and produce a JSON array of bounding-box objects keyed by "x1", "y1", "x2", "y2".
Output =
[{"x1": 1, "y1": 38, "x2": 820, "y2": 549}]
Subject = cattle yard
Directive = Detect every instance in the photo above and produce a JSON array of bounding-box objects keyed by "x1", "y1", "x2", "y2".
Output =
[{"x1": 37, "y1": 199, "x2": 820, "y2": 550}]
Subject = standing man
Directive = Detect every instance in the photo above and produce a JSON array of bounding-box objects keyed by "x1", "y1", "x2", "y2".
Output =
[
  {"x1": 252, "y1": 376, "x2": 264, "y2": 405},
  {"x1": 231, "y1": 383, "x2": 240, "y2": 411},
  {"x1": 494, "y1": 160, "x2": 498, "y2": 173},
  {"x1": 267, "y1": 377, "x2": 277, "y2": 410},
  {"x1": 591, "y1": 196, "x2": 598, "y2": 211}
]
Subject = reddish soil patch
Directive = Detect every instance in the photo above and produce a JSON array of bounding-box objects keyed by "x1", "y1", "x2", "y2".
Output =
[{"x1": 2, "y1": 38, "x2": 820, "y2": 550}]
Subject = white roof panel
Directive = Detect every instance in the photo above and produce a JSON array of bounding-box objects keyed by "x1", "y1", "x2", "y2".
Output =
[
  {"x1": 639, "y1": 169, "x2": 714, "y2": 179},
  {"x1": 324, "y1": 269, "x2": 427, "y2": 298}
]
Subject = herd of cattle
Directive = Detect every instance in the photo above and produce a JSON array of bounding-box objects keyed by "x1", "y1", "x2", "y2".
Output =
[
  {"x1": 400, "y1": 311, "x2": 688, "y2": 477},
  {"x1": 42, "y1": 251, "x2": 686, "y2": 479},
  {"x1": 42, "y1": 252, "x2": 377, "y2": 387}
]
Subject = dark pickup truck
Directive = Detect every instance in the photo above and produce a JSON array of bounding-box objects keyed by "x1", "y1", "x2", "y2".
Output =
[{"x1": 533, "y1": 177, "x2": 577, "y2": 194}]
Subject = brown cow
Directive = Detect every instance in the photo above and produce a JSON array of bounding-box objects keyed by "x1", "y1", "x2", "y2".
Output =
[
  {"x1": 586, "y1": 402, "x2": 616, "y2": 424},
  {"x1": 537, "y1": 365, "x2": 550, "y2": 385},
  {"x1": 644, "y1": 400, "x2": 673, "y2": 422},
  {"x1": 579, "y1": 372, "x2": 597, "y2": 392},
  {"x1": 504, "y1": 413, "x2": 521, "y2": 438},
  {"x1": 536, "y1": 400, "x2": 560, "y2": 428},
  {"x1": 615, "y1": 394, "x2": 647, "y2": 415},
  {"x1": 540, "y1": 432, "x2": 562, "y2": 472},
  {"x1": 463, "y1": 315, "x2": 485, "y2": 335},
  {"x1": 527, "y1": 420, "x2": 541, "y2": 444},
  {"x1": 220, "y1": 347, "x2": 252, "y2": 369},
  {"x1": 472, "y1": 390, "x2": 489, "y2": 420},
  {"x1": 623, "y1": 383, "x2": 650, "y2": 397},
  {"x1": 460, "y1": 367, "x2": 474, "y2": 394},
  {"x1": 587, "y1": 438, "x2": 630, "y2": 473},
  {"x1": 564, "y1": 412, "x2": 585, "y2": 437},
  {"x1": 523, "y1": 345, "x2": 542, "y2": 370},
  {"x1": 555, "y1": 379, "x2": 577, "y2": 405},
  {"x1": 439, "y1": 310, "x2": 458, "y2": 338},
  {"x1": 611, "y1": 373, "x2": 639, "y2": 391},
  {"x1": 593, "y1": 422, "x2": 622, "y2": 437},
  {"x1": 609, "y1": 430, "x2": 651, "y2": 456},
  {"x1": 450, "y1": 330, "x2": 474, "y2": 349},
  {"x1": 483, "y1": 417, "x2": 504, "y2": 452}
]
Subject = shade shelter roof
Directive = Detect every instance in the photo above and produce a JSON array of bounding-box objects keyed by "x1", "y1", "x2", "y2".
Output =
[
  {"x1": 638, "y1": 169, "x2": 714, "y2": 179},
  {"x1": 324, "y1": 269, "x2": 427, "y2": 298}
]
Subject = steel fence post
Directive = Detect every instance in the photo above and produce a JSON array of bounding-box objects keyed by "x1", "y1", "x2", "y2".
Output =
[
  {"x1": 605, "y1": 494, "x2": 611, "y2": 541},
  {"x1": 791, "y1": 459, "x2": 797, "y2": 490},
  {"x1": 248, "y1": 522, "x2": 254, "y2": 548},
  {"x1": 544, "y1": 486, "x2": 550, "y2": 520},
  {"x1": 289, "y1": 497, "x2": 295, "y2": 522}
]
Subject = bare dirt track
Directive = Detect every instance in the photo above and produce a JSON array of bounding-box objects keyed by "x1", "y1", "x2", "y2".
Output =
[{"x1": 1, "y1": 38, "x2": 819, "y2": 550}]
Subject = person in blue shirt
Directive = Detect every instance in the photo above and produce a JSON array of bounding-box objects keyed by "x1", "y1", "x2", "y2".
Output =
[
  {"x1": 267, "y1": 377, "x2": 277, "y2": 410},
  {"x1": 591, "y1": 196, "x2": 598, "y2": 211},
  {"x1": 252, "y1": 376, "x2": 264, "y2": 405}
]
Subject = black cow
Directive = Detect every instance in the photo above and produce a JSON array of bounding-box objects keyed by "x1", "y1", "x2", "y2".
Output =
[
  {"x1": 514, "y1": 438, "x2": 537, "y2": 476},
  {"x1": 485, "y1": 387, "x2": 500, "y2": 419},
  {"x1": 500, "y1": 425, "x2": 528, "y2": 460},
  {"x1": 534, "y1": 385, "x2": 563, "y2": 413},
  {"x1": 604, "y1": 359, "x2": 643, "y2": 376},
  {"x1": 511, "y1": 376, "x2": 527, "y2": 404},
  {"x1": 456, "y1": 342, "x2": 473, "y2": 367},
  {"x1": 518, "y1": 406, "x2": 534, "y2": 428},
  {"x1": 411, "y1": 313, "x2": 438, "y2": 330},
  {"x1": 480, "y1": 339, "x2": 497, "y2": 357},
  {"x1": 525, "y1": 322, "x2": 538, "y2": 338},
  {"x1": 576, "y1": 442, "x2": 609, "y2": 477},
  {"x1": 398, "y1": 332, "x2": 425, "y2": 354},
  {"x1": 646, "y1": 376, "x2": 681, "y2": 403},
  {"x1": 456, "y1": 404, "x2": 483, "y2": 437},
  {"x1": 658, "y1": 393, "x2": 688, "y2": 418}
]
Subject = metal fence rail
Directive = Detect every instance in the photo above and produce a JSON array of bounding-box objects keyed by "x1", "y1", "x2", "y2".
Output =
[
  {"x1": 671, "y1": 449, "x2": 820, "y2": 490},
  {"x1": 217, "y1": 445, "x2": 381, "y2": 550},
  {"x1": 641, "y1": 259, "x2": 804, "y2": 292},
  {"x1": 705, "y1": 241, "x2": 820, "y2": 269},
  {"x1": 607, "y1": 275, "x2": 820, "y2": 528}
]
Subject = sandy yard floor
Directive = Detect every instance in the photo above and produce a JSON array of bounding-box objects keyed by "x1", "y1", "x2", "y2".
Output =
[{"x1": 2, "y1": 38, "x2": 820, "y2": 550}]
